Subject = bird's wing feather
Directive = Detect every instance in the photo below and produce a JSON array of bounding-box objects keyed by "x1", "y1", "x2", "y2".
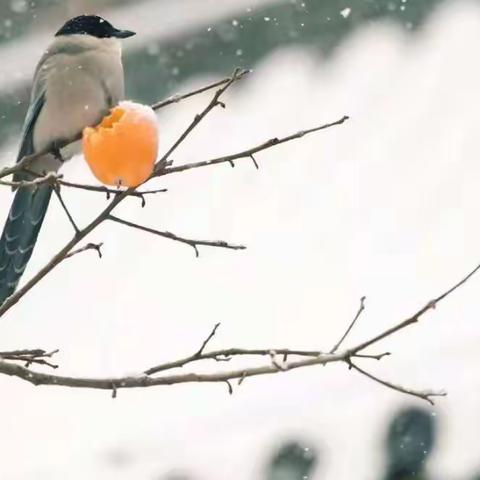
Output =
[
  {"x1": 0, "y1": 52, "x2": 53, "y2": 304},
  {"x1": 15, "y1": 49, "x2": 52, "y2": 165},
  {"x1": 16, "y1": 90, "x2": 45, "y2": 164}
]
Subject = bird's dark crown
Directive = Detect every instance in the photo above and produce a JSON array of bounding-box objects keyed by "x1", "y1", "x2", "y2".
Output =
[{"x1": 55, "y1": 15, "x2": 135, "y2": 39}]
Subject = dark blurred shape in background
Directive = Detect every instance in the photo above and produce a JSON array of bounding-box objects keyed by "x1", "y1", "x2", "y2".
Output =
[
  {"x1": 382, "y1": 407, "x2": 437, "y2": 480},
  {"x1": 265, "y1": 440, "x2": 318, "y2": 480}
]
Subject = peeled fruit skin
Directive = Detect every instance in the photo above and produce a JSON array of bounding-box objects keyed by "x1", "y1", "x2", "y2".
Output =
[{"x1": 82, "y1": 101, "x2": 159, "y2": 187}]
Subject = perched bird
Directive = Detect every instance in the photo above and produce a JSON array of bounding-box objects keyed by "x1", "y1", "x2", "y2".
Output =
[{"x1": 0, "y1": 15, "x2": 135, "y2": 304}]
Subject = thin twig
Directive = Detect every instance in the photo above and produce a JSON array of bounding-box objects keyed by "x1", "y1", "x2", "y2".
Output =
[
  {"x1": 150, "y1": 70, "x2": 250, "y2": 110},
  {"x1": 353, "y1": 352, "x2": 391, "y2": 361},
  {"x1": 348, "y1": 360, "x2": 446, "y2": 405},
  {"x1": 195, "y1": 323, "x2": 221, "y2": 356},
  {"x1": 269, "y1": 350, "x2": 287, "y2": 371},
  {"x1": 108, "y1": 215, "x2": 246, "y2": 257},
  {"x1": 330, "y1": 296, "x2": 366, "y2": 354},
  {"x1": 64, "y1": 242, "x2": 103, "y2": 260},
  {"x1": 224, "y1": 380, "x2": 233, "y2": 395},
  {"x1": 53, "y1": 186, "x2": 80, "y2": 234},
  {"x1": 0, "y1": 348, "x2": 59, "y2": 369},
  {"x1": 18, "y1": 170, "x2": 168, "y2": 204},
  {"x1": 0, "y1": 167, "x2": 167, "y2": 212},
  {"x1": 57, "y1": 179, "x2": 168, "y2": 204}
]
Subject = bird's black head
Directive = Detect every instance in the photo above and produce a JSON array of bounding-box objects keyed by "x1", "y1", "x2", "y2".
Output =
[{"x1": 55, "y1": 15, "x2": 135, "y2": 39}]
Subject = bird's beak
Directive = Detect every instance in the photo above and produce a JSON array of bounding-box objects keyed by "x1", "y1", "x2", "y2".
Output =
[{"x1": 114, "y1": 29, "x2": 136, "y2": 39}]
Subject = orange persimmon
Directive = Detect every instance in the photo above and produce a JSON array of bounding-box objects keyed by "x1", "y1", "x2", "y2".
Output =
[{"x1": 82, "y1": 101, "x2": 159, "y2": 187}]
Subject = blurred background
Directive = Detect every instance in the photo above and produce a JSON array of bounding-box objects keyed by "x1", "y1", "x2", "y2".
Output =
[{"x1": 1, "y1": 0, "x2": 480, "y2": 478}]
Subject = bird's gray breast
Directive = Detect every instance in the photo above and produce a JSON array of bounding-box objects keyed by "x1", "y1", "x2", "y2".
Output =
[{"x1": 31, "y1": 41, "x2": 124, "y2": 173}]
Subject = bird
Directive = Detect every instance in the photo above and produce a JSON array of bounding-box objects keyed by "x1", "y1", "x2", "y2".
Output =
[{"x1": 0, "y1": 15, "x2": 135, "y2": 305}]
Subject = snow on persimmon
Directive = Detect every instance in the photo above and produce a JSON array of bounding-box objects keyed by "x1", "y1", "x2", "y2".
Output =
[{"x1": 82, "y1": 101, "x2": 159, "y2": 187}]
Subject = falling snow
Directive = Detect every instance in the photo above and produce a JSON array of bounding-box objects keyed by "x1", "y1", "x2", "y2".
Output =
[
  {"x1": 340, "y1": 7, "x2": 351, "y2": 19},
  {"x1": 10, "y1": 0, "x2": 28, "y2": 14},
  {"x1": 146, "y1": 43, "x2": 160, "y2": 56}
]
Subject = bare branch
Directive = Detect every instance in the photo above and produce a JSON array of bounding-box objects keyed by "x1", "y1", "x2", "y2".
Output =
[
  {"x1": 349, "y1": 262, "x2": 480, "y2": 354},
  {"x1": 144, "y1": 348, "x2": 324, "y2": 376},
  {"x1": 108, "y1": 215, "x2": 246, "y2": 257},
  {"x1": 153, "y1": 68, "x2": 249, "y2": 175},
  {"x1": 0, "y1": 153, "x2": 40, "y2": 181},
  {"x1": 57, "y1": 179, "x2": 167, "y2": 205},
  {"x1": 0, "y1": 350, "x2": 345, "y2": 391},
  {"x1": 151, "y1": 69, "x2": 251, "y2": 111},
  {"x1": 0, "y1": 191, "x2": 125, "y2": 318},
  {"x1": 0, "y1": 346, "x2": 435, "y2": 401},
  {"x1": 330, "y1": 296, "x2": 366, "y2": 353},
  {"x1": 348, "y1": 360, "x2": 446, "y2": 405},
  {"x1": 157, "y1": 116, "x2": 350, "y2": 178},
  {"x1": 0, "y1": 349, "x2": 48, "y2": 356}
]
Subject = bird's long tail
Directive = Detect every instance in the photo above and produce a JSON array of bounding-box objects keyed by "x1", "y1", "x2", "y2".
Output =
[{"x1": 0, "y1": 184, "x2": 53, "y2": 304}]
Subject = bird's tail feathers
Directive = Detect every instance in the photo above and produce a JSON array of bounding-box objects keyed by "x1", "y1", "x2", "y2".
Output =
[{"x1": 0, "y1": 184, "x2": 53, "y2": 305}]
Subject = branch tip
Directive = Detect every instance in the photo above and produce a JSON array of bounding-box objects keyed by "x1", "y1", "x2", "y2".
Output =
[
  {"x1": 224, "y1": 379, "x2": 233, "y2": 395},
  {"x1": 195, "y1": 322, "x2": 221, "y2": 357},
  {"x1": 330, "y1": 295, "x2": 367, "y2": 354}
]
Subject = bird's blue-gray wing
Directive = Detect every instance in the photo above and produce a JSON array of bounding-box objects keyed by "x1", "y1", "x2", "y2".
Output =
[
  {"x1": 0, "y1": 88, "x2": 53, "y2": 304},
  {"x1": 16, "y1": 90, "x2": 45, "y2": 165}
]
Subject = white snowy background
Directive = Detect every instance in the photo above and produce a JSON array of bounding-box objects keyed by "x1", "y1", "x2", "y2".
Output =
[{"x1": 1, "y1": 0, "x2": 480, "y2": 479}]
